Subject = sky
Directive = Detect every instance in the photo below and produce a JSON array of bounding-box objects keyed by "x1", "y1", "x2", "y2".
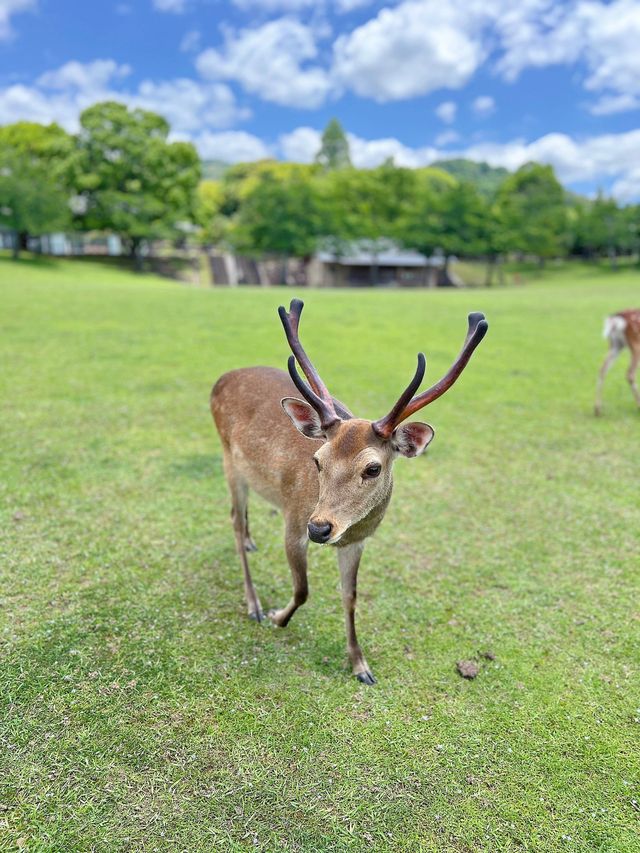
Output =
[{"x1": 2, "y1": 0, "x2": 640, "y2": 199}]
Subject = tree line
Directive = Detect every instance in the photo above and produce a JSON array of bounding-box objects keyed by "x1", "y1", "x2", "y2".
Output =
[{"x1": 1, "y1": 106, "x2": 639, "y2": 279}]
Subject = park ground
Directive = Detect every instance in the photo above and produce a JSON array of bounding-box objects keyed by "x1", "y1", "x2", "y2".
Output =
[{"x1": 1, "y1": 256, "x2": 639, "y2": 851}]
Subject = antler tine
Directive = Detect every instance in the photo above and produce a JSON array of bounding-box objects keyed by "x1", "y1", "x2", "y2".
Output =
[
  {"x1": 278, "y1": 299, "x2": 333, "y2": 402},
  {"x1": 371, "y1": 353, "x2": 426, "y2": 439},
  {"x1": 278, "y1": 299, "x2": 340, "y2": 429},
  {"x1": 287, "y1": 357, "x2": 339, "y2": 429},
  {"x1": 372, "y1": 313, "x2": 488, "y2": 438}
]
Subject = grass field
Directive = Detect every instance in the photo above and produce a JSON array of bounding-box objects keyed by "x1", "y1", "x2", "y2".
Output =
[{"x1": 1, "y1": 255, "x2": 639, "y2": 851}]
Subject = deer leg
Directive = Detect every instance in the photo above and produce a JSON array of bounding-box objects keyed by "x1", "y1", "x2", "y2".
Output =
[
  {"x1": 244, "y1": 505, "x2": 257, "y2": 553},
  {"x1": 595, "y1": 345, "x2": 622, "y2": 416},
  {"x1": 626, "y1": 349, "x2": 640, "y2": 408},
  {"x1": 223, "y1": 454, "x2": 263, "y2": 622},
  {"x1": 269, "y1": 520, "x2": 308, "y2": 628},
  {"x1": 337, "y1": 542, "x2": 375, "y2": 685}
]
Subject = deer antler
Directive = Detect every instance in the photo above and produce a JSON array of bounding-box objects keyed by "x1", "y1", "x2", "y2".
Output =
[
  {"x1": 372, "y1": 312, "x2": 488, "y2": 438},
  {"x1": 278, "y1": 299, "x2": 341, "y2": 429}
]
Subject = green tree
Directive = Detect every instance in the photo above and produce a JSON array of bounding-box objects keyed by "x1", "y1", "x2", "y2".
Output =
[
  {"x1": 570, "y1": 194, "x2": 631, "y2": 266},
  {"x1": 437, "y1": 182, "x2": 491, "y2": 279},
  {"x1": 315, "y1": 119, "x2": 351, "y2": 171},
  {"x1": 196, "y1": 180, "x2": 228, "y2": 246},
  {"x1": 496, "y1": 163, "x2": 567, "y2": 264},
  {"x1": 0, "y1": 121, "x2": 73, "y2": 258},
  {"x1": 232, "y1": 166, "x2": 323, "y2": 281},
  {"x1": 318, "y1": 161, "x2": 417, "y2": 283},
  {"x1": 72, "y1": 101, "x2": 201, "y2": 263}
]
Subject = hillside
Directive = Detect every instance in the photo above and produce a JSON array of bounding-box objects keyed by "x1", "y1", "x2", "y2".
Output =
[{"x1": 431, "y1": 158, "x2": 511, "y2": 197}]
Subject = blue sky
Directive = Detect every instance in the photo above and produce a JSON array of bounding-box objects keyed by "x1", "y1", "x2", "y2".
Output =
[{"x1": 2, "y1": 0, "x2": 640, "y2": 198}]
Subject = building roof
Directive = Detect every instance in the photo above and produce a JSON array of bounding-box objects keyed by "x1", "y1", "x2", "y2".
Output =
[{"x1": 317, "y1": 248, "x2": 441, "y2": 267}]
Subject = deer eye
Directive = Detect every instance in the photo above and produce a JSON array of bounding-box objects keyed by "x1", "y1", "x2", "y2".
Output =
[{"x1": 363, "y1": 463, "x2": 381, "y2": 479}]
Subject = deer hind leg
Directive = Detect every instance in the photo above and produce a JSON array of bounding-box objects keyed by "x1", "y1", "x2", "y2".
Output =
[
  {"x1": 595, "y1": 344, "x2": 623, "y2": 416},
  {"x1": 269, "y1": 518, "x2": 308, "y2": 628},
  {"x1": 626, "y1": 348, "x2": 640, "y2": 408},
  {"x1": 223, "y1": 453, "x2": 263, "y2": 622},
  {"x1": 337, "y1": 542, "x2": 375, "y2": 685}
]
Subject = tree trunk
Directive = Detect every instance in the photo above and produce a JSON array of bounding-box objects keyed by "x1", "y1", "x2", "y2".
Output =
[
  {"x1": 129, "y1": 238, "x2": 144, "y2": 272},
  {"x1": 485, "y1": 256, "x2": 495, "y2": 287}
]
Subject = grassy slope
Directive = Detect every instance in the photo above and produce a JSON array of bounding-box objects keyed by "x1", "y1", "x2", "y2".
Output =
[{"x1": 1, "y1": 256, "x2": 639, "y2": 852}]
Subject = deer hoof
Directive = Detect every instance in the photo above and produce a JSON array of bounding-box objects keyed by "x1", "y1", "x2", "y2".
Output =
[
  {"x1": 356, "y1": 670, "x2": 377, "y2": 685},
  {"x1": 244, "y1": 538, "x2": 258, "y2": 552},
  {"x1": 267, "y1": 608, "x2": 288, "y2": 627},
  {"x1": 248, "y1": 609, "x2": 265, "y2": 623}
]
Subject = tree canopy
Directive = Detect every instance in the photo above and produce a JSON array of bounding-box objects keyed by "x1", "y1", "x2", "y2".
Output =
[
  {"x1": 0, "y1": 121, "x2": 74, "y2": 257},
  {"x1": 315, "y1": 119, "x2": 351, "y2": 171},
  {"x1": 71, "y1": 101, "x2": 201, "y2": 258}
]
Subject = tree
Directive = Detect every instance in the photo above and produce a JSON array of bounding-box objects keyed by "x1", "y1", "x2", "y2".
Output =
[
  {"x1": 437, "y1": 182, "x2": 491, "y2": 278},
  {"x1": 72, "y1": 101, "x2": 201, "y2": 263},
  {"x1": 496, "y1": 163, "x2": 567, "y2": 264},
  {"x1": 196, "y1": 180, "x2": 228, "y2": 246},
  {"x1": 316, "y1": 162, "x2": 414, "y2": 284},
  {"x1": 0, "y1": 121, "x2": 73, "y2": 258},
  {"x1": 315, "y1": 119, "x2": 351, "y2": 171},
  {"x1": 570, "y1": 194, "x2": 631, "y2": 266},
  {"x1": 232, "y1": 166, "x2": 323, "y2": 282}
]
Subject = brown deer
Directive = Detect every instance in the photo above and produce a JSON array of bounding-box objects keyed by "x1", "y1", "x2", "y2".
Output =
[
  {"x1": 594, "y1": 309, "x2": 640, "y2": 416},
  {"x1": 211, "y1": 300, "x2": 488, "y2": 684}
]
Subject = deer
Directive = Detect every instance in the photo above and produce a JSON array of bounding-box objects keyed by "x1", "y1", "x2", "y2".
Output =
[
  {"x1": 210, "y1": 299, "x2": 488, "y2": 684},
  {"x1": 594, "y1": 309, "x2": 640, "y2": 416}
]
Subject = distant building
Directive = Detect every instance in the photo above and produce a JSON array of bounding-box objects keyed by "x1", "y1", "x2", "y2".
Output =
[{"x1": 309, "y1": 244, "x2": 456, "y2": 287}]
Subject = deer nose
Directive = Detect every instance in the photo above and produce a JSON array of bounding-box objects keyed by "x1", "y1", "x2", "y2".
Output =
[{"x1": 307, "y1": 520, "x2": 333, "y2": 543}]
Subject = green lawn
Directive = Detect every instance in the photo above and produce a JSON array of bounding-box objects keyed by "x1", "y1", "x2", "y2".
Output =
[{"x1": 1, "y1": 255, "x2": 639, "y2": 852}]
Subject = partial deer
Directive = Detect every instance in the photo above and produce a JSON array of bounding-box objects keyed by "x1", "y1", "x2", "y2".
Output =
[
  {"x1": 211, "y1": 300, "x2": 488, "y2": 684},
  {"x1": 594, "y1": 309, "x2": 640, "y2": 416}
]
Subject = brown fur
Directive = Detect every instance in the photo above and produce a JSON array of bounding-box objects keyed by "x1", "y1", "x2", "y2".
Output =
[
  {"x1": 595, "y1": 308, "x2": 640, "y2": 416},
  {"x1": 211, "y1": 366, "x2": 427, "y2": 683}
]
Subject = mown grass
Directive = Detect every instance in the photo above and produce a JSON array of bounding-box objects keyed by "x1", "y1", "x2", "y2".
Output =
[{"x1": 1, "y1": 255, "x2": 639, "y2": 851}]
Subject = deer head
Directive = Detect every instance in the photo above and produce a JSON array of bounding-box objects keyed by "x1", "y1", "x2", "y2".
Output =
[{"x1": 279, "y1": 299, "x2": 488, "y2": 546}]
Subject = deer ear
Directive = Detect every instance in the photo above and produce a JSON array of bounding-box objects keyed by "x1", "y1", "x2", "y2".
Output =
[
  {"x1": 281, "y1": 398, "x2": 325, "y2": 440},
  {"x1": 392, "y1": 421, "x2": 435, "y2": 457}
]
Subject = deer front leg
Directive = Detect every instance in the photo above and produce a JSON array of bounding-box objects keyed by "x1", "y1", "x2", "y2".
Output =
[
  {"x1": 269, "y1": 520, "x2": 309, "y2": 628},
  {"x1": 223, "y1": 452, "x2": 263, "y2": 622},
  {"x1": 595, "y1": 346, "x2": 622, "y2": 415},
  {"x1": 337, "y1": 542, "x2": 375, "y2": 685}
]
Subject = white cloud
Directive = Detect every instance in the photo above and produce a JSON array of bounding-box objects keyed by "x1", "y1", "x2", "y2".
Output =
[
  {"x1": 588, "y1": 93, "x2": 640, "y2": 115},
  {"x1": 611, "y1": 167, "x2": 640, "y2": 201},
  {"x1": 434, "y1": 130, "x2": 460, "y2": 146},
  {"x1": 133, "y1": 79, "x2": 250, "y2": 132},
  {"x1": 180, "y1": 29, "x2": 201, "y2": 53},
  {"x1": 472, "y1": 95, "x2": 495, "y2": 116},
  {"x1": 332, "y1": 0, "x2": 488, "y2": 101},
  {"x1": 0, "y1": 0, "x2": 35, "y2": 40},
  {"x1": 496, "y1": 0, "x2": 640, "y2": 107},
  {"x1": 435, "y1": 101, "x2": 457, "y2": 123},
  {"x1": 37, "y1": 60, "x2": 132, "y2": 91},
  {"x1": 196, "y1": 18, "x2": 331, "y2": 108},
  {"x1": 0, "y1": 60, "x2": 248, "y2": 135},
  {"x1": 279, "y1": 126, "x2": 322, "y2": 161},
  {"x1": 152, "y1": 0, "x2": 187, "y2": 12},
  {"x1": 277, "y1": 124, "x2": 640, "y2": 200},
  {"x1": 194, "y1": 130, "x2": 272, "y2": 162}
]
